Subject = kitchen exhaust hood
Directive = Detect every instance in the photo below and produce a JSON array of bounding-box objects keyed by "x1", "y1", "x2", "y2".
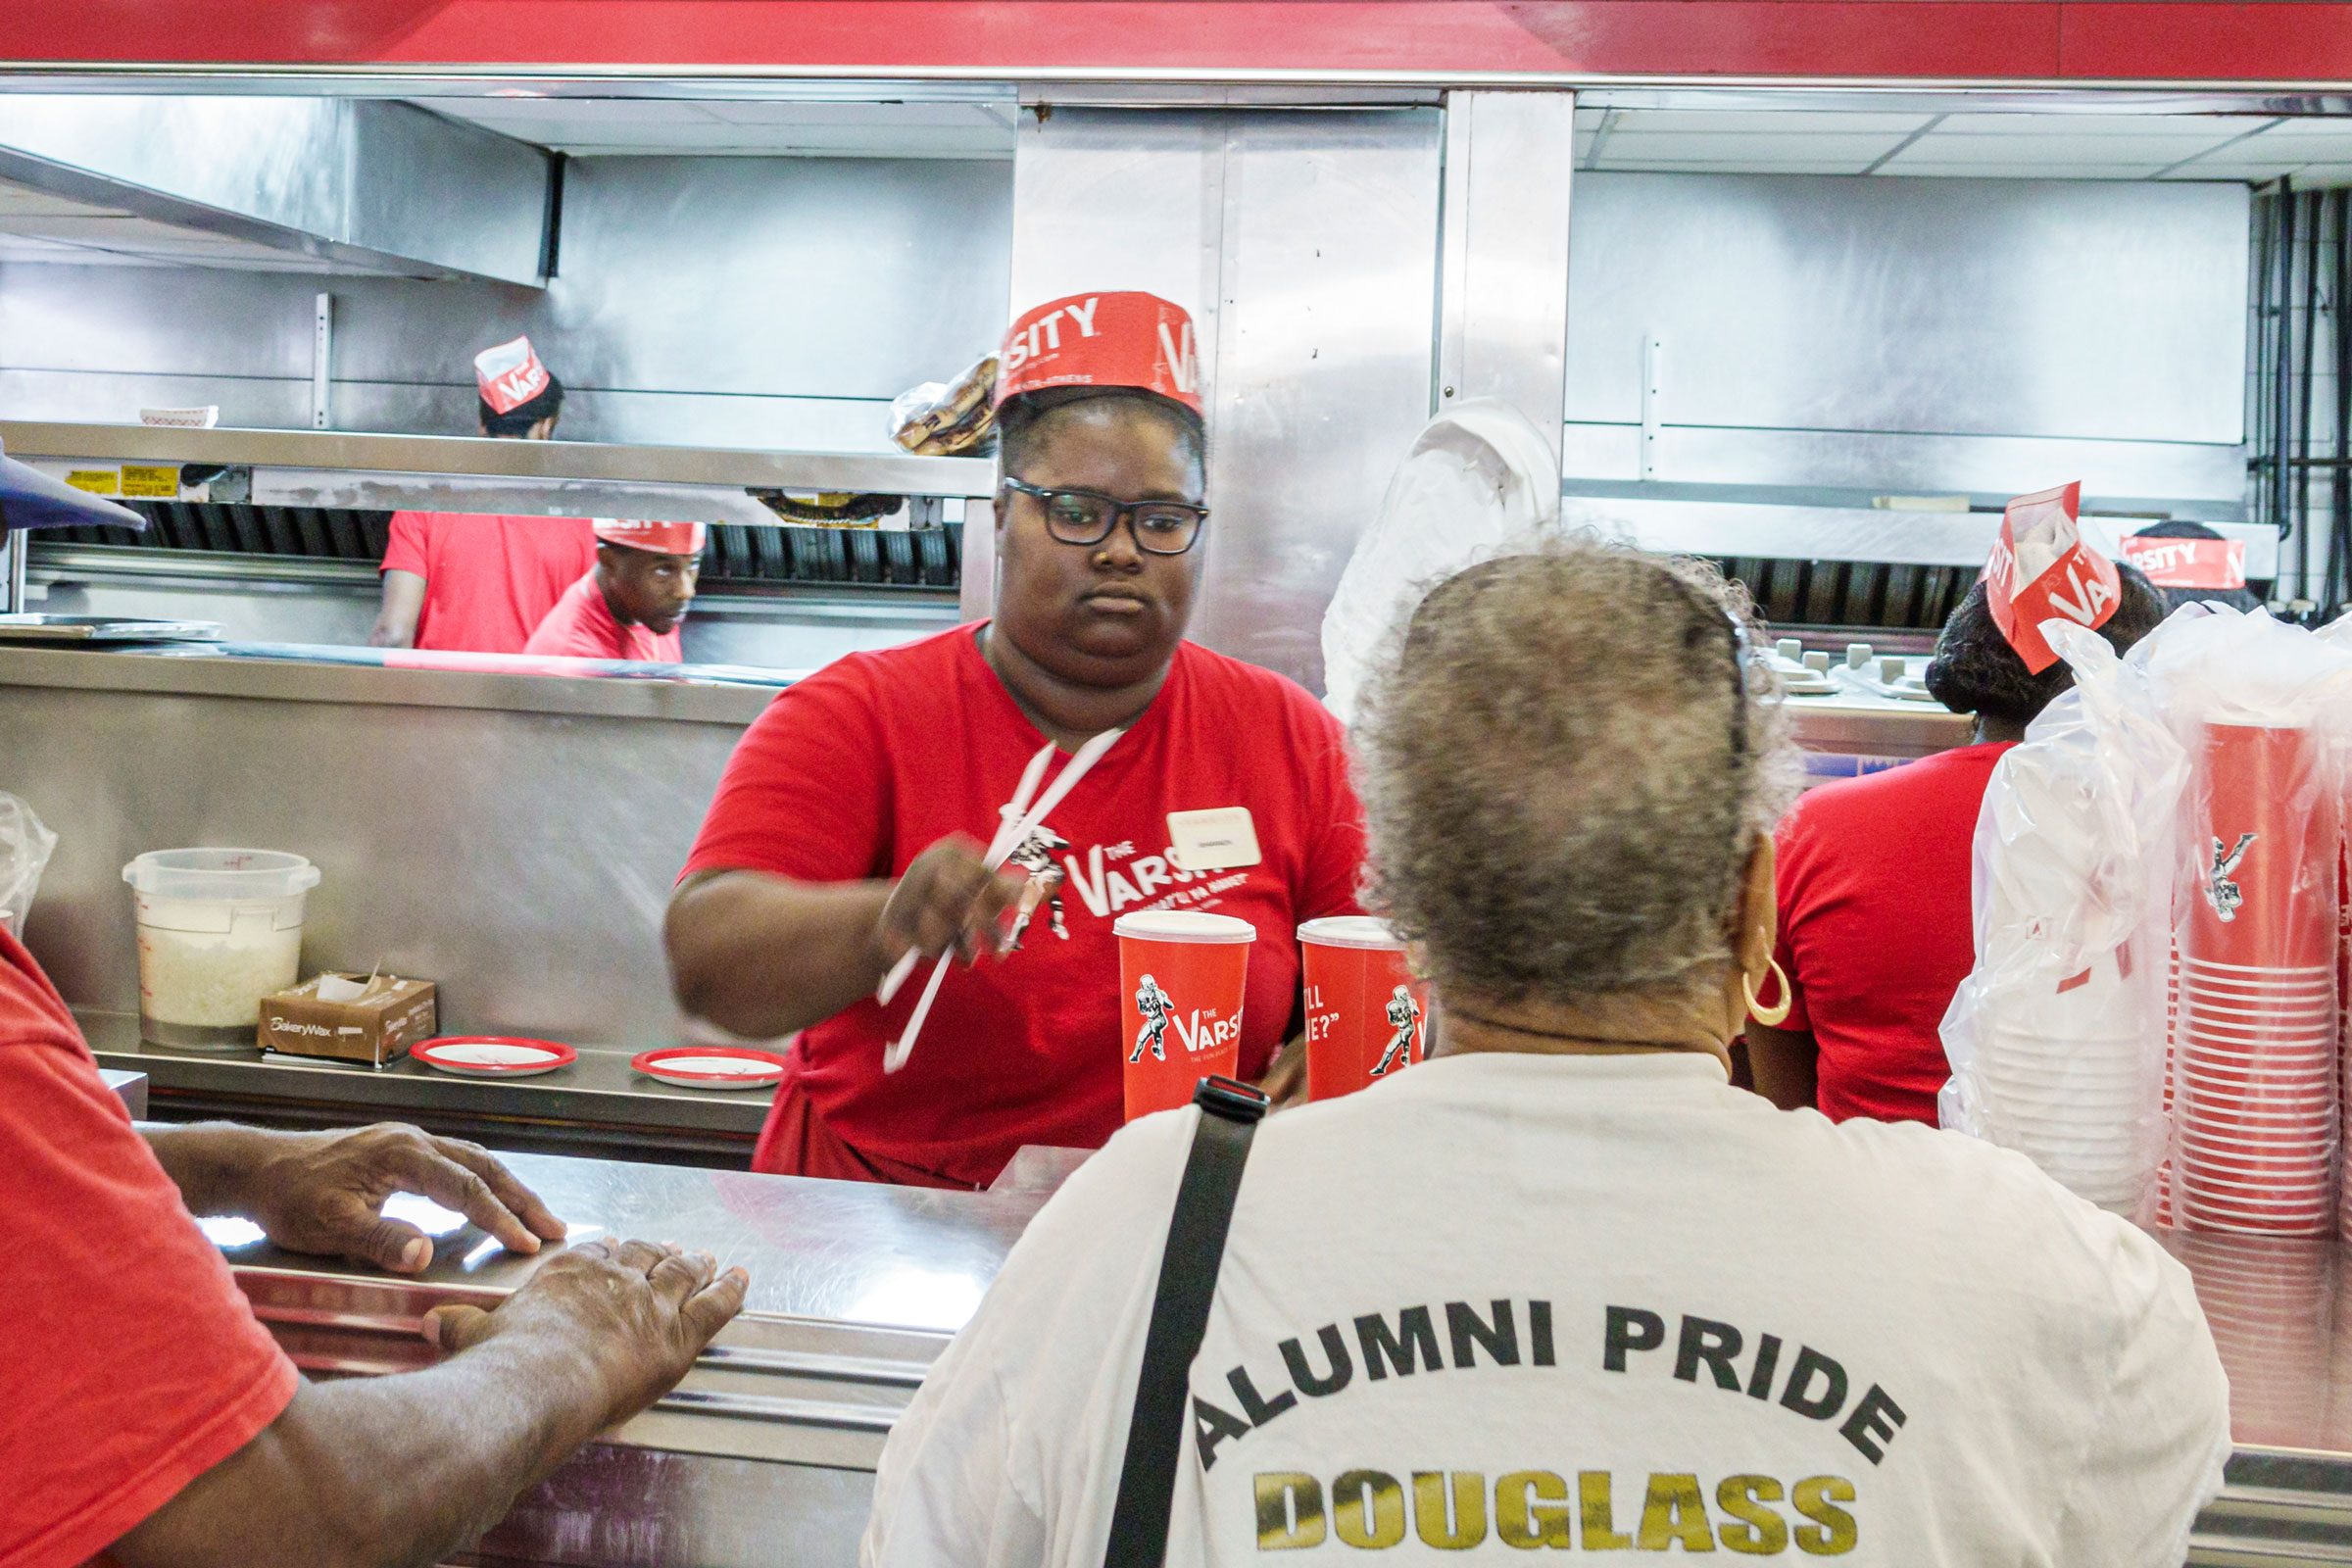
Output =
[{"x1": 0, "y1": 94, "x2": 551, "y2": 284}]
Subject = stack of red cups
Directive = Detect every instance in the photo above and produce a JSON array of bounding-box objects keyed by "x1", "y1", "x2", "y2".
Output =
[
  {"x1": 2166, "y1": 1231, "x2": 2334, "y2": 1447},
  {"x1": 2174, "y1": 721, "x2": 2342, "y2": 1238}
]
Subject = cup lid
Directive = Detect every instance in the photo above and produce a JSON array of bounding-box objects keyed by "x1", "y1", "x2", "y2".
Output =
[
  {"x1": 1296, "y1": 915, "x2": 1406, "y2": 952},
  {"x1": 1112, "y1": 909, "x2": 1256, "y2": 944}
]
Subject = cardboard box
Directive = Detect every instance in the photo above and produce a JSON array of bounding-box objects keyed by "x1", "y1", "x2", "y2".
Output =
[{"x1": 259, "y1": 973, "x2": 437, "y2": 1067}]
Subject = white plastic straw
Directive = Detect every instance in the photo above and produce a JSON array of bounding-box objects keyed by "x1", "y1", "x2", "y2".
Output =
[
  {"x1": 882, "y1": 727, "x2": 1123, "y2": 1073},
  {"x1": 876, "y1": 741, "x2": 1054, "y2": 1006}
]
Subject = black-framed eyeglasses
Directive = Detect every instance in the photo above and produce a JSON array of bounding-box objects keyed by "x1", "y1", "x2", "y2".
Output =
[{"x1": 1001, "y1": 476, "x2": 1209, "y2": 557}]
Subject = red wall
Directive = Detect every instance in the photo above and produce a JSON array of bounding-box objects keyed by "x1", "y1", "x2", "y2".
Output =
[{"x1": 0, "y1": 1, "x2": 2346, "y2": 83}]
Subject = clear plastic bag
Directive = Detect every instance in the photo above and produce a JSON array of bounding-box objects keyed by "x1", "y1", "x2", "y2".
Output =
[
  {"x1": 1938, "y1": 620, "x2": 2184, "y2": 1219},
  {"x1": 0, "y1": 792, "x2": 57, "y2": 943},
  {"x1": 1942, "y1": 603, "x2": 2352, "y2": 1233}
]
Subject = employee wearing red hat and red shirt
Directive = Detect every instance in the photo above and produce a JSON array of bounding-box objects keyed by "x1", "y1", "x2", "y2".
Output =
[
  {"x1": 665, "y1": 291, "x2": 1368, "y2": 1189},
  {"x1": 523, "y1": 520, "x2": 705, "y2": 663},
  {"x1": 369, "y1": 335, "x2": 598, "y2": 654},
  {"x1": 1748, "y1": 499, "x2": 2167, "y2": 1125}
]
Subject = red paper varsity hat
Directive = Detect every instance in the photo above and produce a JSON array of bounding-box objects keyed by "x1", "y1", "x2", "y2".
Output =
[
  {"x1": 2120, "y1": 532, "x2": 2248, "y2": 591},
  {"x1": 593, "y1": 519, "x2": 707, "y2": 555},
  {"x1": 1984, "y1": 481, "x2": 2122, "y2": 674},
  {"x1": 474, "y1": 335, "x2": 553, "y2": 415},
  {"x1": 995, "y1": 291, "x2": 1202, "y2": 414}
]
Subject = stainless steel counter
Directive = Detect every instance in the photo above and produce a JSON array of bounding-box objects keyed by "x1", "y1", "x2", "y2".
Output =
[
  {"x1": 83, "y1": 1009, "x2": 772, "y2": 1162},
  {"x1": 220, "y1": 1150, "x2": 1043, "y2": 1568},
  {"x1": 209, "y1": 1138, "x2": 2352, "y2": 1567}
]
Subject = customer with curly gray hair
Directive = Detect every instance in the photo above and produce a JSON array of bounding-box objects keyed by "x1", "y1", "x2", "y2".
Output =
[{"x1": 865, "y1": 537, "x2": 2225, "y2": 1568}]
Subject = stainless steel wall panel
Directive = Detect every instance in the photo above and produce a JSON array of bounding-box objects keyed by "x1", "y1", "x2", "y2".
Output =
[
  {"x1": 1006, "y1": 107, "x2": 1442, "y2": 690},
  {"x1": 1564, "y1": 172, "x2": 2251, "y2": 446},
  {"x1": 1436, "y1": 90, "x2": 1575, "y2": 455},
  {"x1": 0, "y1": 662, "x2": 750, "y2": 1045},
  {"x1": 0, "y1": 154, "x2": 1012, "y2": 444},
  {"x1": 0, "y1": 95, "x2": 550, "y2": 283},
  {"x1": 1561, "y1": 423, "x2": 2250, "y2": 515}
]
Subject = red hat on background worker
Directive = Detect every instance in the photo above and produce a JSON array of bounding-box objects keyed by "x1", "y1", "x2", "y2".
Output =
[
  {"x1": 2124, "y1": 520, "x2": 2266, "y2": 614},
  {"x1": 473, "y1": 335, "x2": 566, "y2": 438},
  {"x1": 522, "y1": 518, "x2": 705, "y2": 665}
]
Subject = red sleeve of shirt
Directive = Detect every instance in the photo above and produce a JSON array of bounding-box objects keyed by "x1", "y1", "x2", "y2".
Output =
[
  {"x1": 380, "y1": 512, "x2": 432, "y2": 577},
  {"x1": 680, "y1": 659, "x2": 892, "y2": 885},
  {"x1": 0, "y1": 935, "x2": 299, "y2": 1568},
  {"x1": 1770, "y1": 801, "x2": 1817, "y2": 1034}
]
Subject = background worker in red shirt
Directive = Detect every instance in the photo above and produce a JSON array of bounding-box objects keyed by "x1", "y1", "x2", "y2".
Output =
[
  {"x1": 368, "y1": 335, "x2": 598, "y2": 653},
  {"x1": 664, "y1": 291, "x2": 1368, "y2": 1189},
  {"x1": 1747, "y1": 555, "x2": 2164, "y2": 1123},
  {"x1": 522, "y1": 519, "x2": 705, "y2": 663}
]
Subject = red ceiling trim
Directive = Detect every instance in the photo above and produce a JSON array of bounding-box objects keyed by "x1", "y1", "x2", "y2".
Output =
[{"x1": 0, "y1": 2, "x2": 2339, "y2": 85}]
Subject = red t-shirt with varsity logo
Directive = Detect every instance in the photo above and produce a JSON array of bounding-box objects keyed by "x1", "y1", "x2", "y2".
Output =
[{"x1": 681, "y1": 624, "x2": 1368, "y2": 1187}]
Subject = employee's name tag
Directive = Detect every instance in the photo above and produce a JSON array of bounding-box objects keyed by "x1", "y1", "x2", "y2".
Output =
[{"x1": 1167, "y1": 807, "x2": 1261, "y2": 872}]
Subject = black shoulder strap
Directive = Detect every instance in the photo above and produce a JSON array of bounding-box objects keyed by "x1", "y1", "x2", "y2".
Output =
[{"x1": 1102, "y1": 1075, "x2": 1269, "y2": 1568}]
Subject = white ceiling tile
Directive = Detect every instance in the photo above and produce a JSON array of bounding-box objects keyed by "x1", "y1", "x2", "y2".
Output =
[
  {"x1": 1599, "y1": 159, "x2": 1875, "y2": 175},
  {"x1": 420, "y1": 97, "x2": 725, "y2": 127},
  {"x1": 1599, "y1": 130, "x2": 1907, "y2": 163},
  {"x1": 2220, "y1": 128, "x2": 2352, "y2": 159},
  {"x1": 1605, "y1": 110, "x2": 1931, "y2": 135},
  {"x1": 1931, "y1": 112, "x2": 2270, "y2": 139},
  {"x1": 1879, "y1": 163, "x2": 2163, "y2": 179},
  {"x1": 1891, "y1": 130, "x2": 2231, "y2": 165},
  {"x1": 2283, "y1": 164, "x2": 2352, "y2": 188}
]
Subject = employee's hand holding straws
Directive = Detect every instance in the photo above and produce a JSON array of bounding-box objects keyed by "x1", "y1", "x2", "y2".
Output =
[
  {"x1": 875, "y1": 729, "x2": 1123, "y2": 1073},
  {"x1": 873, "y1": 837, "x2": 1028, "y2": 970}
]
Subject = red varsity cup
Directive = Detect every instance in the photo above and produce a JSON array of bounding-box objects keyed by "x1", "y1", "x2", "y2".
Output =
[
  {"x1": 1298, "y1": 916, "x2": 1428, "y2": 1102},
  {"x1": 2182, "y1": 723, "x2": 2335, "y2": 972},
  {"x1": 1114, "y1": 910, "x2": 1254, "y2": 1122}
]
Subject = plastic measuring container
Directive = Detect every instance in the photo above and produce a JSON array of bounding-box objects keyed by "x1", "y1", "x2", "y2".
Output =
[{"x1": 123, "y1": 849, "x2": 320, "y2": 1049}]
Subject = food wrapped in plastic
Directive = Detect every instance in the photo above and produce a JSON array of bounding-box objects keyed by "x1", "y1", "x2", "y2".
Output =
[
  {"x1": 889, "y1": 355, "x2": 999, "y2": 456},
  {"x1": 1939, "y1": 618, "x2": 2186, "y2": 1219},
  {"x1": 0, "y1": 792, "x2": 56, "y2": 943}
]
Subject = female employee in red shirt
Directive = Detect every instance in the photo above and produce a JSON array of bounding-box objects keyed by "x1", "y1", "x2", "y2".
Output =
[
  {"x1": 1747, "y1": 554, "x2": 2164, "y2": 1123},
  {"x1": 664, "y1": 291, "x2": 1366, "y2": 1188}
]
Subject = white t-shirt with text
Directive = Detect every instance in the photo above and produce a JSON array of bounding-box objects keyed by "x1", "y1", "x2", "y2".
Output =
[{"x1": 864, "y1": 1053, "x2": 2229, "y2": 1566}]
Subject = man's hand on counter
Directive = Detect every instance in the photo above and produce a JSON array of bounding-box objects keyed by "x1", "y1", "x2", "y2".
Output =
[
  {"x1": 140, "y1": 1120, "x2": 569, "y2": 1273},
  {"x1": 426, "y1": 1239, "x2": 750, "y2": 1428}
]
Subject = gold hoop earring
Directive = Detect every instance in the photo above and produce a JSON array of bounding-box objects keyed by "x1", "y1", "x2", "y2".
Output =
[{"x1": 1743, "y1": 957, "x2": 1792, "y2": 1027}]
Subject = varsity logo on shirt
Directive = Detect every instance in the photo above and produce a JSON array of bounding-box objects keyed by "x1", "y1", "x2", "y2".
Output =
[
  {"x1": 1058, "y1": 835, "x2": 1255, "y2": 920},
  {"x1": 1004, "y1": 825, "x2": 1071, "y2": 949}
]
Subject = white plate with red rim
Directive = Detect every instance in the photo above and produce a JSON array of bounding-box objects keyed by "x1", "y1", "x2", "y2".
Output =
[
  {"x1": 413, "y1": 1036, "x2": 579, "y2": 1077},
  {"x1": 631, "y1": 1047, "x2": 789, "y2": 1090}
]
